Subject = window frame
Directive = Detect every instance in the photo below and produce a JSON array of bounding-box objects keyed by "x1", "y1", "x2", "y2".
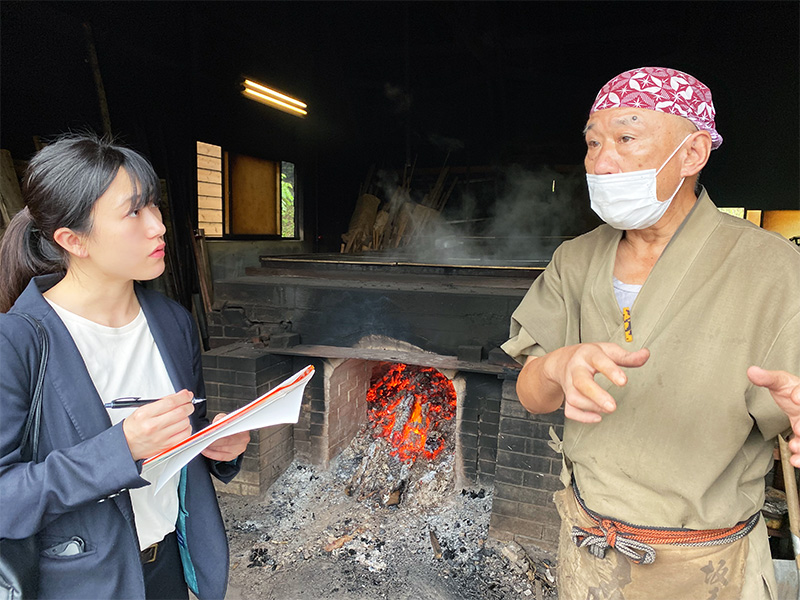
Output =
[{"x1": 196, "y1": 141, "x2": 299, "y2": 241}]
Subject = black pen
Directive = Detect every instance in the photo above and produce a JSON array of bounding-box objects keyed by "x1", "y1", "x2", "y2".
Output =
[{"x1": 103, "y1": 397, "x2": 206, "y2": 409}]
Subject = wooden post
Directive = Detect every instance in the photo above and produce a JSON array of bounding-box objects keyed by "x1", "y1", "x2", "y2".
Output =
[
  {"x1": 191, "y1": 228, "x2": 214, "y2": 314},
  {"x1": 83, "y1": 22, "x2": 112, "y2": 136},
  {"x1": 778, "y1": 435, "x2": 800, "y2": 569}
]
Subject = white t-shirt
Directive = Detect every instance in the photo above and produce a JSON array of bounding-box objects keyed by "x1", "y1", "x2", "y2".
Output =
[
  {"x1": 612, "y1": 276, "x2": 642, "y2": 311},
  {"x1": 47, "y1": 300, "x2": 180, "y2": 550}
]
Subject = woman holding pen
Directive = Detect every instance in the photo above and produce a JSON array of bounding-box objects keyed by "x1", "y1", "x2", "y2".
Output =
[{"x1": 0, "y1": 133, "x2": 249, "y2": 599}]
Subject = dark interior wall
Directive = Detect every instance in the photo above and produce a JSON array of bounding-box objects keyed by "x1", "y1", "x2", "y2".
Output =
[
  {"x1": 2, "y1": 1, "x2": 798, "y2": 258},
  {"x1": 1, "y1": 2, "x2": 207, "y2": 305},
  {"x1": 1, "y1": 3, "x2": 192, "y2": 166}
]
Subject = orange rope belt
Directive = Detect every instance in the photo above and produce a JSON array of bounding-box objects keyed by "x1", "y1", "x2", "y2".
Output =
[{"x1": 570, "y1": 481, "x2": 760, "y2": 565}]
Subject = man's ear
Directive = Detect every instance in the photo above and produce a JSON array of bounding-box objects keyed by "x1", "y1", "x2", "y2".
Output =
[
  {"x1": 52, "y1": 227, "x2": 89, "y2": 258},
  {"x1": 681, "y1": 131, "x2": 712, "y2": 177}
]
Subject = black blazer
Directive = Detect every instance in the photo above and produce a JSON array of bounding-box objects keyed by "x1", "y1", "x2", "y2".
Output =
[{"x1": 0, "y1": 274, "x2": 240, "y2": 599}]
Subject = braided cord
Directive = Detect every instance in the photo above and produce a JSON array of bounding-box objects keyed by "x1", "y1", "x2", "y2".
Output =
[{"x1": 569, "y1": 481, "x2": 760, "y2": 565}]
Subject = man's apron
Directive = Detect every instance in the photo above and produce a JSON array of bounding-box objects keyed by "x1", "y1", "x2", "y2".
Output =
[{"x1": 553, "y1": 486, "x2": 764, "y2": 600}]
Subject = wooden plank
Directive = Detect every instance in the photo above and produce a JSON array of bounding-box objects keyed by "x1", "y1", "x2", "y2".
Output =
[
  {"x1": 198, "y1": 195, "x2": 222, "y2": 210},
  {"x1": 762, "y1": 210, "x2": 800, "y2": 240},
  {"x1": 196, "y1": 141, "x2": 221, "y2": 157},
  {"x1": 198, "y1": 231, "x2": 214, "y2": 301},
  {"x1": 777, "y1": 435, "x2": 800, "y2": 569},
  {"x1": 197, "y1": 154, "x2": 221, "y2": 171},
  {"x1": 190, "y1": 227, "x2": 213, "y2": 313},
  {"x1": 223, "y1": 152, "x2": 230, "y2": 234},
  {"x1": 228, "y1": 153, "x2": 278, "y2": 235},
  {"x1": 342, "y1": 193, "x2": 380, "y2": 253},
  {"x1": 199, "y1": 222, "x2": 223, "y2": 237},
  {"x1": 1, "y1": 149, "x2": 25, "y2": 216},
  {"x1": 249, "y1": 343, "x2": 519, "y2": 376},
  {"x1": 197, "y1": 181, "x2": 222, "y2": 197},
  {"x1": 157, "y1": 180, "x2": 181, "y2": 302},
  {"x1": 83, "y1": 23, "x2": 112, "y2": 136},
  {"x1": 197, "y1": 167, "x2": 222, "y2": 184},
  {"x1": 198, "y1": 208, "x2": 222, "y2": 223},
  {"x1": 745, "y1": 210, "x2": 762, "y2": 226},
  {"x1": 0, "y1": 202, "x2": 9, "y2": 235}
]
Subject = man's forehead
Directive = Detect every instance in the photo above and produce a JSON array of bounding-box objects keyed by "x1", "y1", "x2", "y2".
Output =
[
  {"x1": 585, "y1": 108, "x2": 658, "y2": 130},
  {"x1": 584, "y1": 107, "x2": 684, "y2": 134}
]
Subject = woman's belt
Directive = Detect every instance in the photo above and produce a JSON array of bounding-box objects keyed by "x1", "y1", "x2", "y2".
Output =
[{"x1": 570, "y1": 480, "x2": 761, "y2": 565}]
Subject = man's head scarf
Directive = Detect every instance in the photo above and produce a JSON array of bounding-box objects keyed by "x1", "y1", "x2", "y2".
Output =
[{"x1": 590, "y1": 67, "x2": 722, "y2": 150}]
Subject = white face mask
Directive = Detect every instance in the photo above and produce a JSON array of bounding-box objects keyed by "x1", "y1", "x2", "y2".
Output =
[{"x1": 586, "y1": 134, "x2": 692, "y2": 230}]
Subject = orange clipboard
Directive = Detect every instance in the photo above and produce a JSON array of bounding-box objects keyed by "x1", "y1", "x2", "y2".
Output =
[{"x1": 142, "y1": 365, "x2": 314, "y2": 477}]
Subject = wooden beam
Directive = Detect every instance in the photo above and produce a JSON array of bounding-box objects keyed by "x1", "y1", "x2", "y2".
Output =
[{"x1": 83, "y1": 22, "x2": 112, "y2": 136}]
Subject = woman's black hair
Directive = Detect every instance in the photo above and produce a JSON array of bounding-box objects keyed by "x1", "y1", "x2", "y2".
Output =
[{"x1": 0, "y1": 132, "x2": 160, "y2": 312}]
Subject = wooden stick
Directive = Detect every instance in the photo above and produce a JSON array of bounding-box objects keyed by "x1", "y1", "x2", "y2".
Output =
[
  {"x1": 82, "y1": 22, "x2": 112, "y2": 136},
  {"x1": 198, "y1": 229, "x2": 214, "y2": 302},
  {"x1": 157, "y1": 180, "x2": 180, "y2": 302},
  {"x1": 407, "y1": 155, "x2": 417, "y2": 189},
  {"x1": 0, "y1": 150, "x2": 25, "y2": 231},
  {"x1": 191, "y1": 227, "x2": 213, "y2": 314},
  {"x1": 437, "y1": 176, "x2": 458, "y2": 212},
  {"x1": 359, "y1": 164, "x2": 375, "y2": 198},
  {"x1": 429, "y1": 529, "x2": 443, "y2": 559},
  {"x1": 428, "y1": 166, "x2": 449, "y2": 208},
  {"x1": 778, "y1": 434, "x2": 800, "y2": 569}
]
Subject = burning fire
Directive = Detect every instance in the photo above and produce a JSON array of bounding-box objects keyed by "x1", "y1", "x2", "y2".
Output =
[{"x1": 366, "y1": 363, "x2": 457, "y2": 464}]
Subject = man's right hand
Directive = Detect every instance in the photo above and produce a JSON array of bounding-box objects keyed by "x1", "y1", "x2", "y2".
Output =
[
  {"x1": 518, "y1": 343, "x2": 650, "y2": 423},
  {"x1": 555, "y1": 343, "x2": 650, "y2": 423},
  {"x1": 122, "y1": 390, "x2": 195, "y2": 461}
]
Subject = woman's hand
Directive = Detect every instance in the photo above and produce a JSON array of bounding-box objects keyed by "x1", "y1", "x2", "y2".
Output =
[
  {"x1": 201, "y1": 414, "x2": 250, "y2": 462},
  {"x1": 122, "y1": 389, "x2": 195, "y2": 461}
]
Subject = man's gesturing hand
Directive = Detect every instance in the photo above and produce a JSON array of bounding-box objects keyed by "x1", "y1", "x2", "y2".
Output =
[
  {"x1": 549, "y1": 343, "x2": 650, "y2": 424},
  {"x1": 747, "y1": 366, "x2": 800, "y2": 468}
]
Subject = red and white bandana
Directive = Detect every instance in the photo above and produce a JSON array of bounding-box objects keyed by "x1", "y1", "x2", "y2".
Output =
[{"x1": 590, "y1": 67, "x2": 722, "y2": 150}]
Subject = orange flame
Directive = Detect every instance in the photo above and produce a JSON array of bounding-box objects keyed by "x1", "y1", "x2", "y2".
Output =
[{"x1": 366, "y1": 363, "x2": 456, "y2": 464}]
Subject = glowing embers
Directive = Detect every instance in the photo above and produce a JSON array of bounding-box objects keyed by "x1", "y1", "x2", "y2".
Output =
[{"x1": 366, "y1": 363, "x2": 457, "y2": 464}]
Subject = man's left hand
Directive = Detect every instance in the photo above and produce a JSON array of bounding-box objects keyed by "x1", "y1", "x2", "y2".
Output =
[
  {"x1": 747, "y1": 366, "x2": 800, "y2": 468},
  {"x1": 200, "y1": 413, "x2": 250, "y2": 462}
]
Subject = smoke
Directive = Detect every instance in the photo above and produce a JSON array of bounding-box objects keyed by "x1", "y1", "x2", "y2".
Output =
[
  {"x1": 483, "y1": 164, "x2": 588, "y2": 260},
  {"x1": 360, "y1": 162, "x2": 591, "y2": 265},
  {"x1": 413, "y1": 164, "x2": 589, "y2": 263}
]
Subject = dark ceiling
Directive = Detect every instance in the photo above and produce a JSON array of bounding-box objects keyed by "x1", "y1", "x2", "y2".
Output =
[{"x1": 1, "y1": 1, "x2": 798, "y2": 249}]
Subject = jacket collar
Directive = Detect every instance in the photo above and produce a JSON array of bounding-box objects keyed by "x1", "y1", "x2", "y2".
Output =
[
  {"x1": 135, "y1": 284, "x2": 191, "y2": 393},
  {"x1": 14, "y1": 275, "x2": 189, "y2": 441}
]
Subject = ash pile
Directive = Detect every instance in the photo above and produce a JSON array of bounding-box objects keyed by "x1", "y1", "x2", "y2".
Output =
[{"x1": 218, "y1": 363, "x2": 558, "y2": 599}]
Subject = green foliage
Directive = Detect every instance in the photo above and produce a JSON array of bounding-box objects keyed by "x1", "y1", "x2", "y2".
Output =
[{"x1": 281, "y1": 162, "x2": 296, "y2": 237}]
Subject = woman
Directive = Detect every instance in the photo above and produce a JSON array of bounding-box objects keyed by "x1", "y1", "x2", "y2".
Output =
[{"x1": 0, "y1": 134, "x2": 250, "y2": 599}]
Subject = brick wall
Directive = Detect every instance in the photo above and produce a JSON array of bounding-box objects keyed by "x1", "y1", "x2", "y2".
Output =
[
  {"x1": 489, "y1": 377, "x2": 565, "y2": 553},
  {"x1": 459, "y1": 372, "x2": 502, "y2": 486},
  {"x1": 206, "y1": 306, "x2": 271, "y2": 349},
  {"x1": 292, "y1": 356, "x2": 325, "y2": 465},
  {"x1": 202, "y1": 342, "x2": 295, "y2": 495},
  {"x1": 325, "y1": 359, "x2": 371, "y2": 466},
  {"x1": 292, "y1": 356, "x2": 373, "y2": 469}
]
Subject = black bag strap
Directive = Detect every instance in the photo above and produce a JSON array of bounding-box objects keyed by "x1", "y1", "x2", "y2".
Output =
[{"x1": 15, "y1": 313, "x2": 49, "y2": 463}]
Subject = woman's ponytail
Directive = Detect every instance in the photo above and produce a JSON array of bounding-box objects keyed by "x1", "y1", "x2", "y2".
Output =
[{"x1": 0, "y1": 206, "x2": 65, "y2": 312}]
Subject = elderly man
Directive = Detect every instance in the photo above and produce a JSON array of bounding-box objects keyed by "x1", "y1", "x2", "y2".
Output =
[{"x1": 502, "y1": 66, "x2": 800, "y2": 600}]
